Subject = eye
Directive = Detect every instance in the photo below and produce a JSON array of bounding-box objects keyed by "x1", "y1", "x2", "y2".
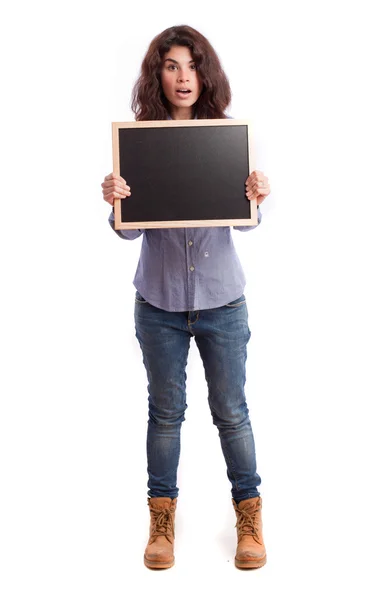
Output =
[
  {"x1": 190, "y1": 64, "x2": 197, "y2": 70},
  {"x1": 167, "y1": 64, "x2": 177, "y2": 71}
]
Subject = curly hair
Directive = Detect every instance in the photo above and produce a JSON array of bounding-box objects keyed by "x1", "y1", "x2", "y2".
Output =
[{"x1": 131, "y1": 25, "x2": 231, "y2": 121}]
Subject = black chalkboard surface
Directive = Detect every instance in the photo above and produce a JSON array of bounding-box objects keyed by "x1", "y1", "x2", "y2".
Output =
[{"x1": 112, "y1": 119, "x2": 257, "y2": 229}]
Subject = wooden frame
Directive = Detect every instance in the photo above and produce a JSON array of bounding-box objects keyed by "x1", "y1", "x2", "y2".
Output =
[{"x1": 112, "y1": 119, "x2": 257, "y2": 229}]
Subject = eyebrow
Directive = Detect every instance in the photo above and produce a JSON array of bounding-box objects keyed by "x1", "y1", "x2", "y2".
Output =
[{"x1": 163, "y1": 58, "x2": 195, "y2": 64}]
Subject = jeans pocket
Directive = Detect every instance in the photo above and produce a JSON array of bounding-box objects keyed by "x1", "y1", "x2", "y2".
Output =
[
  {"x1": 225, "y1": 294, "x2": 246, "y2": 308},
  {"x1": 135, "y1": 291, "x2": 148, "y2": 304}
]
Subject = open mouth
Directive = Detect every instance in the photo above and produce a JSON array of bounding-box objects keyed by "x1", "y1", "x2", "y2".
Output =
[{"x1": 175, "y1": 89, "x2": 192, "y2": 98}]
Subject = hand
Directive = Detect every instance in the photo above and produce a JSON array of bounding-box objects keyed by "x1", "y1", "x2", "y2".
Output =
[
  {"x1": 245, "y1": 170, "x2": 270, "y2": 207},
  {"x1": 101, "y1": 173, "x2": 131, "y2": 206}
]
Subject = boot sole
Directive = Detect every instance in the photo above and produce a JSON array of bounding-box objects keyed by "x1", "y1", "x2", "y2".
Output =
[
  {"x1": 235, "y1": 555, "x2": 267, "y2": 569},
  {"x1": 144, "y1": 557, "x2": 175, "y2": 569}
]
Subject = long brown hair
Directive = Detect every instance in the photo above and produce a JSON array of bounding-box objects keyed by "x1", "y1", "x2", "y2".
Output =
[{"x1": 131, "y1": 25, "x2": 231, "y2": 121}]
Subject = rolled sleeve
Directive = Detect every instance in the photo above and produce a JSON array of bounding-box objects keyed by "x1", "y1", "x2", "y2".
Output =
[
  {"x1": 233, "y1": 206, "x2": 262, "y2": 232},
  {"x1": 108, "y1": 210, "x2": 144, "y2": 240}
]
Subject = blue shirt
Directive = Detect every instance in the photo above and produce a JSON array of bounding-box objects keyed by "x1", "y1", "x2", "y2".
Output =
[
  {"x1": 108, "y1": 216, "x2": 262, "y2": 311},
  {"x1": 108, "y1": 114, "x2": 262, "y2": 311}
]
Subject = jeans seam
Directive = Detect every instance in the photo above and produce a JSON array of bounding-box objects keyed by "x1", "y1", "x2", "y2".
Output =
[
  {"x1": 187, "y1": 311, "x2": 199, "y2": 328},
  {"x1": 221, "y1": 441, "x2": 240, "y2": 492}
]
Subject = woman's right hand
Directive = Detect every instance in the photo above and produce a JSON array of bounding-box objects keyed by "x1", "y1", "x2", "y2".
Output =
[{"x1": 101, "y1": 173, "x2": 131, "y2": 206}]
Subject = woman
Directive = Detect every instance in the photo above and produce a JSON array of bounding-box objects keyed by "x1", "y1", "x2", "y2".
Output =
[{"x1": 101, "y1": 25, "x2": 270, "y2": 570}]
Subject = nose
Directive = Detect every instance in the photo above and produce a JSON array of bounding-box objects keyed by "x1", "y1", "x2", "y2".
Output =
[{"x1": 177, "y1": 70, "x2": 190, "y2": 83}]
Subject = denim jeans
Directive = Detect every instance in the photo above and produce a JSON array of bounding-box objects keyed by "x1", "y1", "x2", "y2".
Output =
[{"x1": 134, "y1": 291, "x2": 261, "y2": 503}]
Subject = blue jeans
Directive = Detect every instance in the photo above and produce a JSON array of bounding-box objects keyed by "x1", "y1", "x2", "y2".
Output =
[{"x1": 134, "y1": 291, "x2": 261, "y2": 503}]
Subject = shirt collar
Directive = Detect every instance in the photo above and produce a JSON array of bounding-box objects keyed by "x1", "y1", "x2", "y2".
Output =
[{"x1": 167, "y1": 113, "x2": 198, "y2": 120}]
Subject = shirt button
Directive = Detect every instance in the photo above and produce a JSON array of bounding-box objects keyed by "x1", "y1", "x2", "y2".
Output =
[
  {"x1": 189, "y1": 266, "x2": 195, "y2": 272},
  {"x1": 188, "y1": 240, "x2": 193, "y2": 246}
]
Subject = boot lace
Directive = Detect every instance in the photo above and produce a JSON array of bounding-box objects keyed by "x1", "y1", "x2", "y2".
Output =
[
  {"x1": 235, "y1": 502, "x2": 261, "y2": 543},
  {"x1": 148, "y1": 502, "x2": 176, "y2": 543}
]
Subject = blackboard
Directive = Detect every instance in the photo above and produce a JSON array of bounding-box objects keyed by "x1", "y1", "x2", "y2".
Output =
[{"x1": 112, "y1": 119, "x2": 257, "y2": 229}]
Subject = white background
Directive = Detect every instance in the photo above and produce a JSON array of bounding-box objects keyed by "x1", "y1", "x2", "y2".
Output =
[{"x1": 1, "y1": 0, "x2": 369, "y2": 598}]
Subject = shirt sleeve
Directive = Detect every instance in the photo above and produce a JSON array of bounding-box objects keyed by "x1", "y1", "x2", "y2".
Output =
[
  {"x1": 233, "y1": 206, "x2": 263, "y2": 232},
  {"x1": 108, "y1": 210, "x2": 144, "y2": 240}
]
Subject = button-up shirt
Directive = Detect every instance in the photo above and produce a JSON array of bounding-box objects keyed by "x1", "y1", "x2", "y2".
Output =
[
  {"x1": 108, "y1": 114, "x2": 262, "y2": 311},
  {"x1": 108, "y1": 217, "x2": 261, "y2": 311}
]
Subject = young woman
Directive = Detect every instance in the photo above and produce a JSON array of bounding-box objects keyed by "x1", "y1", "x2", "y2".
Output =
[{"x1": 102, "y1": 25, "x2": 271, "y2": 570}]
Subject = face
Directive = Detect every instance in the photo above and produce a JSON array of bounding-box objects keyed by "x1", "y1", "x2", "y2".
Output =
[{"x1": 160, "y1": 45, "x2": 202, "y2": 119}]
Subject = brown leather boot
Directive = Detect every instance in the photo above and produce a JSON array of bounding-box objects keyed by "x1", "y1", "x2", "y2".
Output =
[
  {"x1": 144, "y1": 497, "x2": 177, "y2": 569},
  {"x1": 232, "y1": 496, "x2": 267, "y2": 569}
]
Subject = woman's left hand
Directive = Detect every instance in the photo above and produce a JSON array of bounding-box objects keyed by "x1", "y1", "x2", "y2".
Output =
[{"x1": 245, "y1": 170, "x2": 270, "y2": 206}]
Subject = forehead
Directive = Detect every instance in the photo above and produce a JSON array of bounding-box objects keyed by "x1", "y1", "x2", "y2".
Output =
[{"x1": 162, "y1": 45, "x2": 194, "y2": 62}]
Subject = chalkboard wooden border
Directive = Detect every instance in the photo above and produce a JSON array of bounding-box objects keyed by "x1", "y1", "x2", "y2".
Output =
[{"x1": 112, "y1": 119, "x2": 257, "y2": 229}]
